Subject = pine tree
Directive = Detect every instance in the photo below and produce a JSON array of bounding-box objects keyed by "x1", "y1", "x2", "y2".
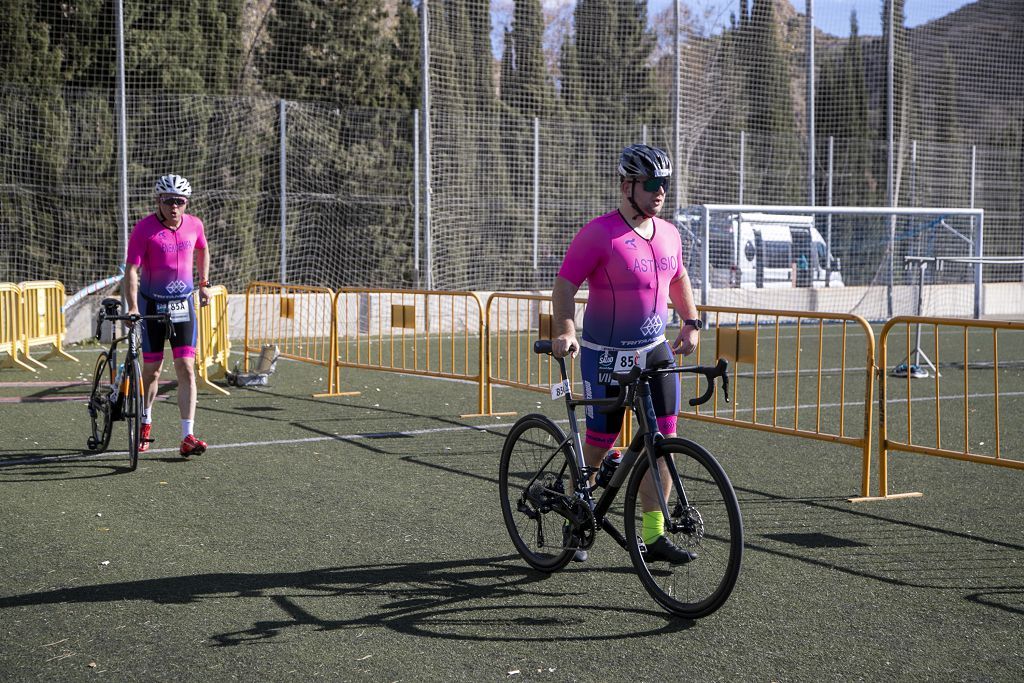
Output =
[
  {"x1": 744, "y1": 0, "x2": 800, "y2": 203},
  {"x1": 0, "y1": 1, "x2": 71, "y2": 284}
]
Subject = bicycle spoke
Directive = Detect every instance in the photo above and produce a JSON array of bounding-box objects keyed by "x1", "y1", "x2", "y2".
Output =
[{"x1": 499, "y1": 415, "x2": 578, "y2": 572}]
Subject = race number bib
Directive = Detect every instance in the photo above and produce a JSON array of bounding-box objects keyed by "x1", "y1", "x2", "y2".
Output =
[
  {"x1": 613, "y1": 349, "x2": 647, "y2": 372},
  {"x1": 550, "y1": 380, "x2": 570, "y2": 400},
  {"x1": 167, "y1": 299, "x2": 190, "y2": 323}
]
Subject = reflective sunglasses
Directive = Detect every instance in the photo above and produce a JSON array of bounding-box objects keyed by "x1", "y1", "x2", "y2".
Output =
[
  {"x1": 161, "y1": 197, "x2": 188, "y2": 207},
  {"x1": 640, "y1": 177, "x2": 669, "y2": 193}
]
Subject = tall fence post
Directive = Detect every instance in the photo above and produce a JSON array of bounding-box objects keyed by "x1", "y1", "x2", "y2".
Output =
[
  {"x1": 279, "y1": 99, "x2": 287, "y2": 284},
  {"x1": 414, "y1": 109, "x2": 421, "y2": 288},
  {"x1": 806, "y1": 0, "x2": 815, "y2": 207},
  {"x1": 533, "y1": 116, "x2": 539, "y2": 274}
]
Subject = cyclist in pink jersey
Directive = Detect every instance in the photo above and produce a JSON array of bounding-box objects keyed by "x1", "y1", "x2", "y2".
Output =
[
  {"x1": 552, "y1": 145, "x2": 702, "y2": 564},
  {"x1": 125, "y1": 174, "x2": 211, "y2": 458}
]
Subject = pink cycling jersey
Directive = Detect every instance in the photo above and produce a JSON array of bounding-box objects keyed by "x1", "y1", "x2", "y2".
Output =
[
  {"x1": 126, "y1": 213, "x2": 207, "y2": 302},
  {"x1": 558, "y1": 210, "x2": 683, "y2": 348}
]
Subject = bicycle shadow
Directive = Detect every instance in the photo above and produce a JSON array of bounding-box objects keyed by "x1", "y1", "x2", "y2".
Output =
[
  {"x1": 0, "y1": 450, "x2": 131, "y2": 480},
  {"x1": 0, "y1": 556, "x2": 693, "y2": 645}
]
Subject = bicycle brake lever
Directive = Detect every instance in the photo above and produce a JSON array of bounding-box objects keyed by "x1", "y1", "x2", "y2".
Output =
[{"x1": 721, "y1": 369, "x2": 730, "y2": 403}]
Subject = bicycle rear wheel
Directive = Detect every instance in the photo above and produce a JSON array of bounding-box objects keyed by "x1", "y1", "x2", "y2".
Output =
[
  {"x1": 499, "y1": 414, "x2": 579, "y2": 572},
  {"x1": 123, "y1": 358, "x2": 143, "y2": 471},
  {"x1": 87, "y1": 352, "x2": 114, "y2": 452},
  {"x1": 624, "y1": 438, "x2": 743, "y2": 618}
]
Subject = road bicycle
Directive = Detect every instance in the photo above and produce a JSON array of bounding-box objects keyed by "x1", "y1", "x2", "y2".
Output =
[
  {"x1": 499, "y1": 340, "x2": 743, "y2": 618},
  {"x1": 86, "y1": 297, "x2": 169, "y2": 471}
]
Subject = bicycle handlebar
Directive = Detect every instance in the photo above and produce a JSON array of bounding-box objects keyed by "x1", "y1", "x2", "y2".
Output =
[
  {"x1": 95, "y1": 311, "x2": 173, "y2": 340},
  {"x1": 532, "y1": 339, "x2": 730, "y2": 409}
]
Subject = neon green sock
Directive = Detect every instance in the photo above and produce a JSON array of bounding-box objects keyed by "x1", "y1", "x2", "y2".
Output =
[{"x1": 642, "y1": 511, "x2": 664, "y2": 545}]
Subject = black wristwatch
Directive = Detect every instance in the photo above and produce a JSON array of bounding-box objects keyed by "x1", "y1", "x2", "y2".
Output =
[{"x1": 682, "y1": 318, "x2": 704, "y2": 330}]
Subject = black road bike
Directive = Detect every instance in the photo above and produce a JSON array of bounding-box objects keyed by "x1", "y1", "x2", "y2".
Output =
[
  {"x1": 499, "y1": 340, "x2": 743, "y2": 618},
  {"x1": 86, "y1": 297, "x2": 169, "y2": 471}
]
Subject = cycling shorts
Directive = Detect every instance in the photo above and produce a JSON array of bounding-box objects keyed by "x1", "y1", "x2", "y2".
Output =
[
  {"x1": 140, "y1": 295, "x2": 198, "y2": 363},
  {"x1": 579, "y1": 340, "x2": 680, "y2": 449}
]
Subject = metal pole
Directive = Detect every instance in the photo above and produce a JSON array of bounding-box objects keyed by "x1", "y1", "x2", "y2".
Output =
[
  {"x1": 886, "y1": 0, "x2": 896, "y2": 318},
  {"x1": 971, "y1": 145, "x2": 981, "y2": 318},
  {"x1": 533, "y1": 117, "x2": 539, "y2": 273},
  {"x1": 642, "y1": 123, "x2": 648, "y2": 146},
  {"x1": 421, "y1": 0, "x2": 433, "y2": 290},
  {"x1": 116, "y1": 0, "x2": 128, "y2": 264},
  {"x1": 701, "y1": 204, "x2": 710, "y2": 306},
  {"x1": 806, "y1": 0, "x2": 815, "y2": 207},
  {"x1": 674, "y1": 0, "x2": 682, "y2": 210},
  {"x1": 826, "y1": 135, "x2": 833, "y2": 286},
  {"x1": 739, "y1": 130, "x2": 746, "y2": 204},
  {"x1": 413, "y1": 109, "x2": 421, "y2": 288},
  {"x1": 279, "y1": 99, "x2": 287, "y2": 284},
  {"x1": 911, "y1": 139, "x2": 917, "y2": 207}
]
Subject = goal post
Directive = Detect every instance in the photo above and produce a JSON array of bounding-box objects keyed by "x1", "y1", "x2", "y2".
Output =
[{"x1": 679, "y1": 204, "x2": 986, "y2": 321}]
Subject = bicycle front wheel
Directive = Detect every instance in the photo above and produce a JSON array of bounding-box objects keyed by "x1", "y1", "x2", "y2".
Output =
[
  {"x1": 87, "y1": 352, "x2": 114, "y2": 452},
  {"x1": 499, "y1": 414, "x2": 579, "y2": 572},
  {"x1": 624, "y1": 437, "x2": 743, "y2": 618},
  {"x1": 123, "y1": 358, "x2": 143, "y2": 471}
]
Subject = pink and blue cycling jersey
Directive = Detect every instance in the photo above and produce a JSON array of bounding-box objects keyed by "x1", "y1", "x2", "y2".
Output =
[
  {"x1": 125, "y1": 214, "x2": 207, "y2": 302},
  {"x1": 558, "y1": 210, "x2": 683, "y2": 348}
]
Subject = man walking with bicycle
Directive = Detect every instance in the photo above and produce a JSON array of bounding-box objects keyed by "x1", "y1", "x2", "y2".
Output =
[
  {"x1": 551, "y1": 145, "x2": 701, "y2": 563},
  {"x1": 125, "y1": 174, "x2": 211, "y2": 458}
]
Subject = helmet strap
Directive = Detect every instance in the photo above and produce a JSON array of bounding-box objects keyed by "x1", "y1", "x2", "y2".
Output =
[{"x1": 627, "y1": 180, "x2": 654, "y2": 221}]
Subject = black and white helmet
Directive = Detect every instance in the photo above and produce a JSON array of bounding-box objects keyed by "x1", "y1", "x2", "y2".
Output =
[
  {"x1": 618, "y1": 144, "x2": 672, "y2": 179},
  {"x1": 154, "y1": 174, "x2": 192, "y2": 197}
]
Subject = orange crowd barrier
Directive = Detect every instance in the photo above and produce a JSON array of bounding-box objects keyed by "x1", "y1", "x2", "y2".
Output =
[
  {"x1": 243, "y1": 282, "x2": 338, "y2": 395},
  {"x1": 17, "y1": 280, "x2": 77, "y2": 370},
  {"x1": 194, "y1": 285, "x2": 231, "y2": 395},
  {"x1": 332, "y1": 288, "x2": 485, "y2": 413},
  {"x1": 873, "y1": 316, "x2": 1024, "y2": 499}
]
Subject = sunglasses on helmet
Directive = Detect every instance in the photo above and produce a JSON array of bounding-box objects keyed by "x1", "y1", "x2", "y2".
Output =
[
  {"x1": 639, "y1": 177, "x2": 669, "y2": 193},
  {"x1": 161, "y1": 197, "x2": 188, "y2": 207}
]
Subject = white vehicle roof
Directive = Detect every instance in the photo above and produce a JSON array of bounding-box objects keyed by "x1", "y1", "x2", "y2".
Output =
[{"x1": 734, "y1": 212, "x2": 815, "y2": 227}]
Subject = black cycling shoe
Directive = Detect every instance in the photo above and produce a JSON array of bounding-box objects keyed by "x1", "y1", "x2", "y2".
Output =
[
  {"x1": 563, "y1": 524, "x2": 588, "y2": 563},
  {"x1": 642, "y1": 536, "x2": 696, "y2": 565}
]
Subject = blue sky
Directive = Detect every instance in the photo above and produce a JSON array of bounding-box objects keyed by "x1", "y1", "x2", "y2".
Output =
[{"x1": 647, "y1": 0, "x2": 974, "y2": 37}]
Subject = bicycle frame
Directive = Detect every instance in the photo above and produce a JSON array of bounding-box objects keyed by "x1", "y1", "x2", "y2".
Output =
[{"x1": 543, "y1": 342, "x2": 729, "y2": 550}]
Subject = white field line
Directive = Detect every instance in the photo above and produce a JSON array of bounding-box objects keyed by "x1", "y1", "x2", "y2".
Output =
[{"x1": 4, "y1": 389, "x2": 1021, "y2": 468}]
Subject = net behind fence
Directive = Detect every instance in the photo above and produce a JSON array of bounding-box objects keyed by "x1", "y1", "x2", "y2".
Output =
[{"x1": 0, "y1": 1, "x2": 1020, "y2": 317}]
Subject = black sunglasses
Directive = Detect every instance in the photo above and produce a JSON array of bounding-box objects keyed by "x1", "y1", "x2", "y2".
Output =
[
  {"x1": 161, "y1": 197, "x2": 188, "y2": 207},
  {"x1": 639, "y1": 177, "x2": 669, "y2": 192}
]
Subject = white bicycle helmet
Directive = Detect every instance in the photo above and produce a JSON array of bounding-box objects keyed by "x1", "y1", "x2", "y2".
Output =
[{"x1": 154, "y1": 174, "x2": 192, "y2": 197}]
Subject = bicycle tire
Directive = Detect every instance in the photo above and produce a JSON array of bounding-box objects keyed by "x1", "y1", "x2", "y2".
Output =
[
  {"x1": 623, "y1": 437, "x2": 743, "y2": 618},
  {"x1": 124, "y1": 358, "x2": 143, "y2": 471},
  {"x1": 499, "y1": 414, "x2": 579, "y2": 572},
  {"x1": 87, "y1": 352, "x2": 114, "y2": 452}
]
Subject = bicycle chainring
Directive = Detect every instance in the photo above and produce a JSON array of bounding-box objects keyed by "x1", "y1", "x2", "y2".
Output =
[{"x1": 566, "y1": 498, "x2": 597, "y2": 550}]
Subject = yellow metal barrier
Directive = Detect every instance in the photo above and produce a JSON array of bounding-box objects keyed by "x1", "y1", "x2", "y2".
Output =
[
  {"x1": 1, "y1": 283, "x2": 35, "y2": 371},
  {"x1": 244, "y1": 282, "x2": 338, "y2": 395},
  {"x1": 484, "y1": 293, "x2": 632, "y2": 445},
  {"x1": 194, "y1": 285, "x2": 231, "y2": 396},
  {"x1": 332, "y1": 288, "x2": 485, "y2": 413},
  {"x1": 874, "y1": 316, "x2": 1024, "y2": 499},
  {"x1": 687, "y1": 306, "x2": 877, "y2": 500},
  {"x1": 17, "y1": 280, "x2": 77, "y2": 369}
]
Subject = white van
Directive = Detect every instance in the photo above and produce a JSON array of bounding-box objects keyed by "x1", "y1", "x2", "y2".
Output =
[{"x1": 703, "y1": 213, "x2": 843, "y2": 289}]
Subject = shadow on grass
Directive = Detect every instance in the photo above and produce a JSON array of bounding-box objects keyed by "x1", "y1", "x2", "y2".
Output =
[{"x1": 0, "y1": 556, "x2": 693, "y2": 645}]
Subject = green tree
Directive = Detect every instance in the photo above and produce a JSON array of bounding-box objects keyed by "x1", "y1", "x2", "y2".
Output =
[
  {"x1": 744, "y1": 0, "x2": 800, "y2": 203},
  {"x1": 0, "y1": 1, "x2": 72, "y2": 284}
]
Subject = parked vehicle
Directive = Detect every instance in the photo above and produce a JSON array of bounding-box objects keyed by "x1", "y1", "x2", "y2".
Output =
[{"x1": 675, "y1": 212, "x2": 843, "y2": 289}]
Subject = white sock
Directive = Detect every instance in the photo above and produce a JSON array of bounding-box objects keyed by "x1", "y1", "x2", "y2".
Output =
[
  {"x1": 142, "y1": 407, "x2": 152, "y2": 425},
  {"x1": 182, "y1": 419, "x2": 194, "y2": 439}
]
